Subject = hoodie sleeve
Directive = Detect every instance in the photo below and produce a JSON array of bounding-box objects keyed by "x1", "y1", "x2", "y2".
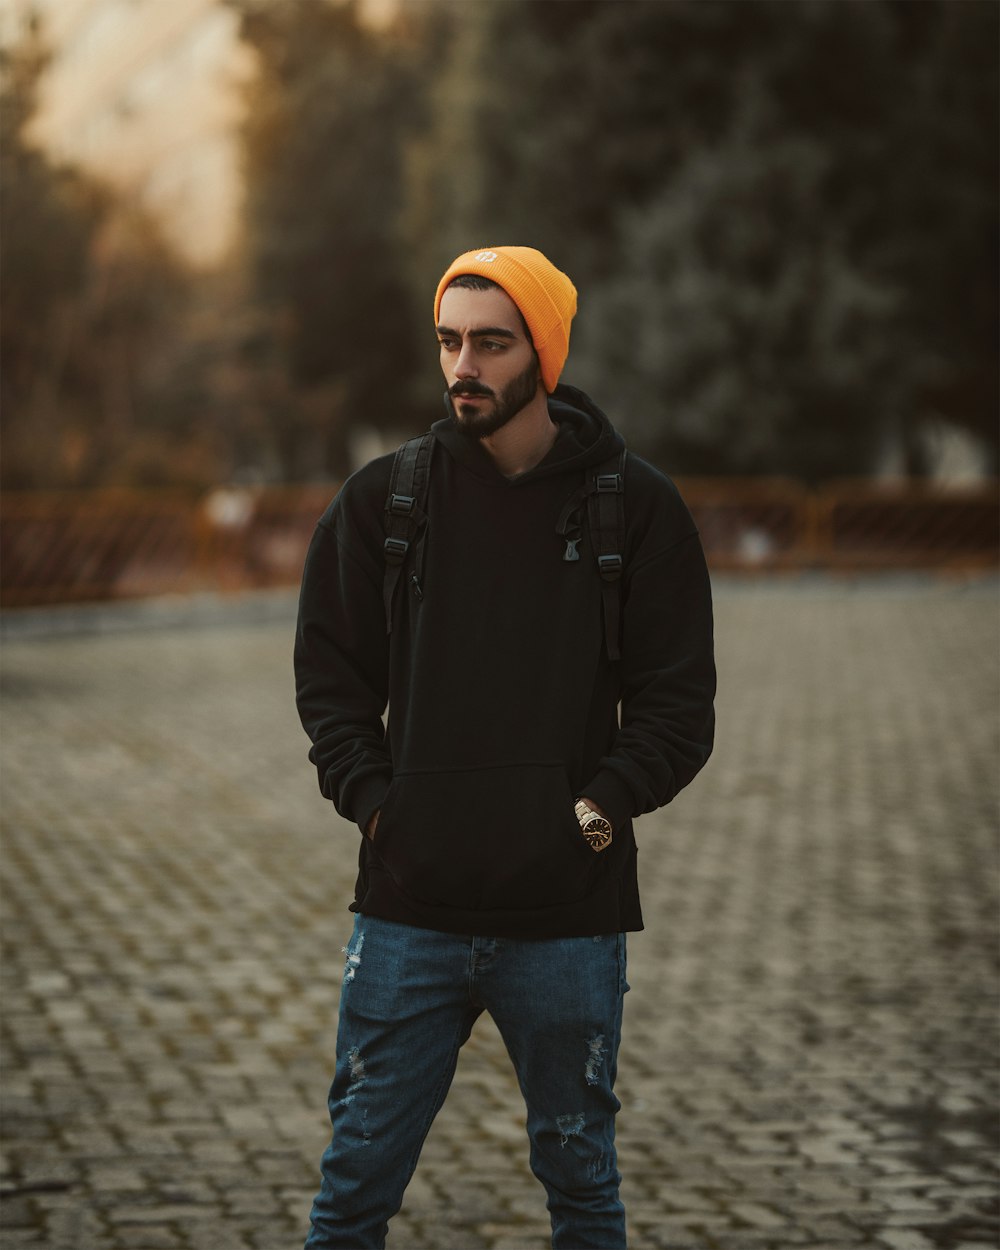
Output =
[
  {"x1": 293, "y1": 466, "x2": 393, "y2": 834},
  {"x1": 583, "y1": 465, "x2": 716, "y2": 830}
]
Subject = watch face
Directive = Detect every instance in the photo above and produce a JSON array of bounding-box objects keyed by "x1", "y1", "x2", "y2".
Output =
[{"x1": 582, "y1": 820, "x2": 612, "y2": 852}]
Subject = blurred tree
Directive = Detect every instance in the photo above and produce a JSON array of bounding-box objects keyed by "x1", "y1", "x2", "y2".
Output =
[
  {"x1": 863, "y1": 0, "x2": 998, "y2": 473},
  {"x1": 232, "y1": 0, "x2": 422, "y2": 479},
  {"x1": 1, "y1": 24, "x2": 102, "y2": 487},
  {"x1": 401, "y1": 1, "x2": 495, "y2": 370},
  {"x1": 572, "y1": 120, "x2": 901, "y2": 480},
  {"x1": 81, "y1": 209, "x2": 220, "y2": 489},
  {"x1": 404, "y1": 1, "x2": 782, "y2": 302},
  {"x1": 404, "y1": 0, "x2": 997, "y2": 479},
  {"x1": 9, "y1": 0, "x2": 990, "y2": 488},
  {"x1": 1, "y1": 20, "x2": 206, "y2": 490}
]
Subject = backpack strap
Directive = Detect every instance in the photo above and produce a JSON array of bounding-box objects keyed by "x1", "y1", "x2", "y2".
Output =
[
  {"x1": 586, "y1": 449, "x2": 627, "y2": 662},
  {"x1": 383, "y1": 433, "x2": 435, "y2": 635}
]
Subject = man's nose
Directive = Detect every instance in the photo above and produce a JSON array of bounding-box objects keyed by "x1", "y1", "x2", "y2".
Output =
[{"x1": 454, "y1": 341, "x2": 478, "y2": 378}]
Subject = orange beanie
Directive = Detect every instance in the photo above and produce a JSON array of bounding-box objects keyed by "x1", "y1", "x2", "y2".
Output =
[{"x1": 434, "y1": 246, "x2": 578, "y2": 392}]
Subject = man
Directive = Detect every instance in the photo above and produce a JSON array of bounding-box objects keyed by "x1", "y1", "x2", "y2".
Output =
[{"x1": 295, "y1": 245, "x2": 715, "y2": 1249}]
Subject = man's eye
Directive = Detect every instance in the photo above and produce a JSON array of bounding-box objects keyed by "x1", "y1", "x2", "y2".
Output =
[
  {"x1": 483, "y1": 340, "x2": 505, "y2": 352},
  {"x1": 439, "y1": 338, "x2": 458, "y2": 350}
]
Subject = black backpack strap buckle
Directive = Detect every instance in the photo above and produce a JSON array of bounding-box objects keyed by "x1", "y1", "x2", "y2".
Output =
[
  {"x1": 382, "y1": 434, "x2": 436, "y2": 634},
  {"x1": 383, "y1": 536, "x2": 410, "y2": 564},
  {"x1": 586, "y1": 449, "x2": 628, "y2": 661}
]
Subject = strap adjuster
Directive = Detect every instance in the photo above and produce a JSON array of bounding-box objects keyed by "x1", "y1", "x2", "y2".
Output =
[
  {"x1": 596, "y1": 473, "x2": 622, "y2": 493},
  {"x1": 384, "y1": 536, "x2": 410, "y2": 564},
  {"x1": 598, "y1": 553, "x2": 623, "y2": 579},
  {"x1": 389, "y1": 493, "x2": 415, "y2": 516}
]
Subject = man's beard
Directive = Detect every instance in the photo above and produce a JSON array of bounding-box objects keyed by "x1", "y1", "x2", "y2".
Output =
[{"x1": 448, "y1": 357, "x2": 541, "y2": 440}]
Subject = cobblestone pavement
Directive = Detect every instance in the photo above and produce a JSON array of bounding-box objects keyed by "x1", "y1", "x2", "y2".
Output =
[{"x1": 1, "y1": 576, "x2": 997, "y2": 1250}]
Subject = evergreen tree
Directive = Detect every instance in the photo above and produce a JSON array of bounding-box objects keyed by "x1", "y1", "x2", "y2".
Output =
[
  {"x1": 1, "y1": 25, "x2": 102, "y2": 486},
  {"x1": 404, "y1": 0, "x2": 997, "y2": 478},
  {"x1": 1, "y1": 21, "x2": 191, "y2": 488},
  {"x1": 233, "y1": 0, "x2": 422, "y2": 479}
]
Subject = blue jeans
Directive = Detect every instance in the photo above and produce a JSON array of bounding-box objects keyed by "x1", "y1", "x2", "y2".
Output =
[{"x1": 304, "y1": 915, "x2": 629, "y2": 1249}]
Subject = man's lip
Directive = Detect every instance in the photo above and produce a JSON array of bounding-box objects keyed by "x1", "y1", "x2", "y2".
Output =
[{"x1": 454, "y1": 391, "x2": 489, "y2": 401}]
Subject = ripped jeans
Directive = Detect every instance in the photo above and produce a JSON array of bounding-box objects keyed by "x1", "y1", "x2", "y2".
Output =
[{"x1": 304, "y1": 915, "x2": 629, "y2": 1250}]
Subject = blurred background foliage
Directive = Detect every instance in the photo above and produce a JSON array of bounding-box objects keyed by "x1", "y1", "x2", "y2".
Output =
[{"x1": 2, "y1": 0, "x2": 997, "y2": 489}]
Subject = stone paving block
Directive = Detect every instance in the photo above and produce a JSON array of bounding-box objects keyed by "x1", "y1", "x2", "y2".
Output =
[
  {"x1": 714, "y1": 1235, "x2": 814, "y2": 1248},
  {"x1": 137, "y1": 1237, "x2": 193, "y2": 1249},
  {"x1": 490, "y1": 1237, "x2": 549, "y2": 1250},
  {"x1": 188, "y1": 1227, "x2": 259, "y2": 1250},
  {"x1": 1, "y1": 578, "x2": 997, "y2": 1249},
  {"x1": 82, "y1": 1165, "x2": 148, "y2": 1194},
  {"x1": 876, "y1": 1231, "x2": 939, "y2": 1250},
  {"x1": 727, "y1": 1201, "x2": 793, "y2": 1228},
  {"x1": 803, "y1": 1218, "x2": 877, "y2": 1242}
]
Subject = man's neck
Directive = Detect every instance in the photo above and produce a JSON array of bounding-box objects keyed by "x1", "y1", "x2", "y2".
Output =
[{"x1": 480, "y1": 396, "x2": 558, "y2": 478}]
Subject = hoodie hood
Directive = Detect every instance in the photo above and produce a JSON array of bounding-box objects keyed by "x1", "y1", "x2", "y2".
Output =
[{"x1": 431, "y1": 382, "x2": 625, "y2": 486}]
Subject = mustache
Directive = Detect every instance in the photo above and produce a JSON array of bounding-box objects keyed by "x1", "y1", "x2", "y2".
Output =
[{"x1": 449, "y1": 381, "x2": 495, "y2": 399}]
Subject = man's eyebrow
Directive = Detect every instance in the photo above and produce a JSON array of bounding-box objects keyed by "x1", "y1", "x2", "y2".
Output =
[{"x1": 435, "y1": 324, "x2": 519, "y2": 340}]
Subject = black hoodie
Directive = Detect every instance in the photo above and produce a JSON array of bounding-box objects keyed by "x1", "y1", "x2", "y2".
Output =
[{"x1": 294, "y1": 384, "x2": 715, "y2": 939}]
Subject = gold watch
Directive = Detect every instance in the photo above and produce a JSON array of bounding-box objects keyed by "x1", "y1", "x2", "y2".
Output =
[{"x1": 574, "y1": 799, "x2": 613, "y2": 852}]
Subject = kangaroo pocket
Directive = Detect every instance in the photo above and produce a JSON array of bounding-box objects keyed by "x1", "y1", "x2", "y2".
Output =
[{"x1": 372, "y1": 763, "x2": 600, "y2": 912}]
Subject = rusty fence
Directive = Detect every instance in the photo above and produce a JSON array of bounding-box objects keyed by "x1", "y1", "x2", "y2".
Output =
[{"x1": 1, "y1": 479, "x2": 996, "y2": 609}]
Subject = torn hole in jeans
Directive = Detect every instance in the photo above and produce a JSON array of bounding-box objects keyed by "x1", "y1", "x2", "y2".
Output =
[{"x1": 556, "y1": 1112, "x2": 585, "y2": 1147}]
